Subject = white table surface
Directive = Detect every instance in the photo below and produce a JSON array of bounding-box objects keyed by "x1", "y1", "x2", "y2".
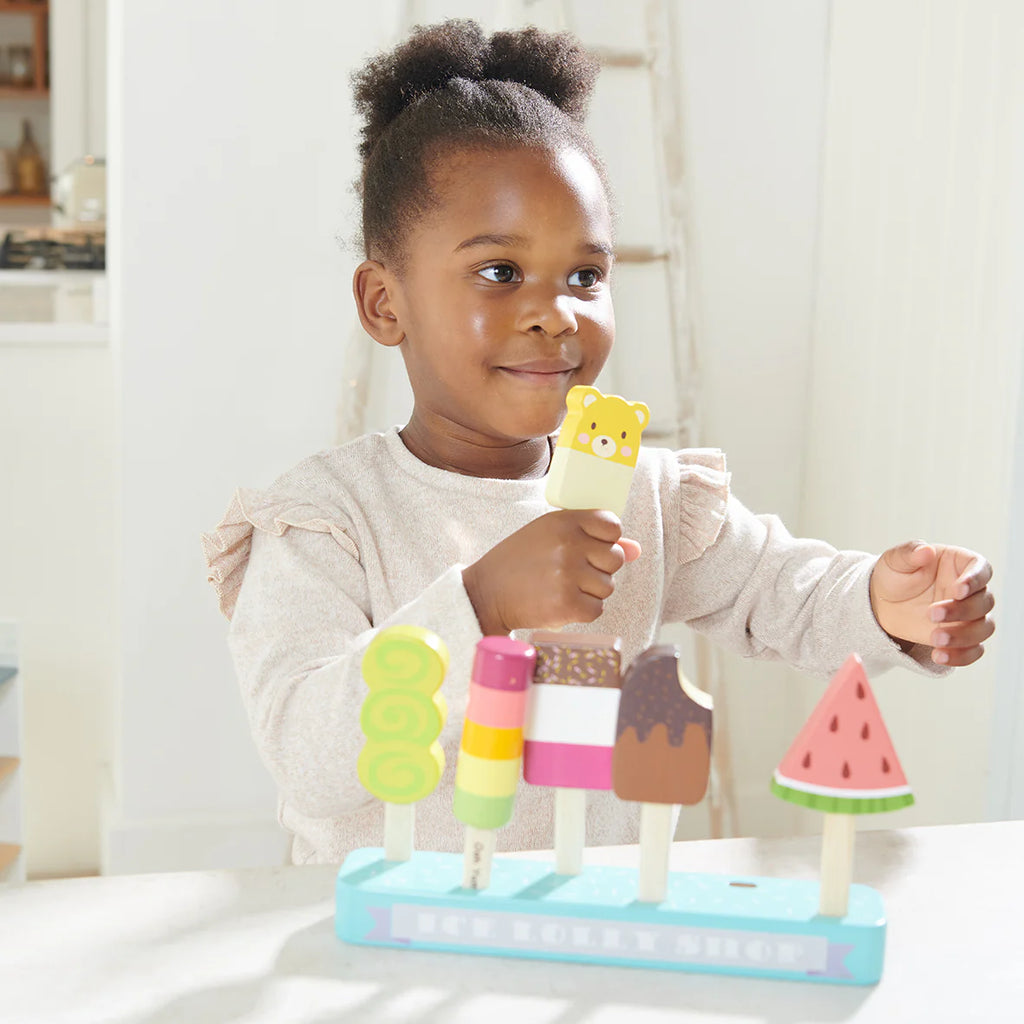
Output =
[{"x1": 1, "y1": 821, "x2": 1021, "y2": 1024}]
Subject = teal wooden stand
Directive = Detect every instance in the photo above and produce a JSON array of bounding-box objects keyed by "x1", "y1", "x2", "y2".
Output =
[{"x1": 335, "y1": 848, "x2": 886, "y2": 985}]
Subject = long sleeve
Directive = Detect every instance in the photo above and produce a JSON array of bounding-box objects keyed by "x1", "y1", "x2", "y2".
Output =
[
  {"x1": 228, "y1": 524, "x2": 483, "y2": 821},
  {"x1": 663, "y1": 494, "x2": 945, "y2": 679},
  {"x1": 201, "y1": 431, "x2": 655, "y2": 864}
]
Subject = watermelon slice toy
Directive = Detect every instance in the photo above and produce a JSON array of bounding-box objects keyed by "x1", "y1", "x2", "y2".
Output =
[{"x1": 771, "y1": 653, "x2": 913, "y2": 917}]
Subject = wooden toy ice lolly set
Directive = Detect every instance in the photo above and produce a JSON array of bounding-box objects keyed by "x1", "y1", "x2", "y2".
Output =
[{"x1": 336, "y1": 387, "x2": 913, "y2": 986}]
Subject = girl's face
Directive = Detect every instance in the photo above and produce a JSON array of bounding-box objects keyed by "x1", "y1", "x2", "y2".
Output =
[{"x1": 388, "y1": 145, "x2": 615, "y2": 450}]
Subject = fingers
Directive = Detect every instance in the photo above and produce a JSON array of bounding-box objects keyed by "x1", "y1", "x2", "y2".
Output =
[
  {"x1": 571, "y1": 510, "x2": 641, "y2": 573},
  {"x1": 929, "y1": 588, "x2": 995, "y2": 625},
  {"x1": 931, "y1": 616, "x2": 995, "y2": 651},
  {"x1": 932, "y1": 643, "x2": 987, "y2": 668},
  {"x1": 556, "y1": 510, "x2": 642, "y2": 620},
  {"x1": 586, "y1": 538, "x2": 627, "y2": 576},
  {"x1": 620, "y1": 538, "x2": 642, "y2": 563},
  {"x1": 953, "y1": 553, "x2": 993, "y2": 600},
  {"x1": 885, "y1": 540, "x2": 935, "y2": 574},
  {"x1": 578, "y1": 566, "x2": 616, "y2": 602},
  {"x1": 576, "y1": 509, "x2": 626, "y2": 544},
  {"x1": 929, "y1": 551, "x2": 994, "y2": 666},
  {"x1": 930, "y1": 615, "x2": 996, "y2": 666}
]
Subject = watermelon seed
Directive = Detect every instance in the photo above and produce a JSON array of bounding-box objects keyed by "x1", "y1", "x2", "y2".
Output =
[
  {"x1": 829, "y1": 715, "x2": 839, "y2": 732},
  {"x1": 856, "y1": 682, "x2": 865, "y2": 699},
  {"x1": 861, "y1": 722, "x2": 870, "y2": 740},
  {"x1": 842, "y1": 761, "x2": 851, "y2": 779},
  {"x1": 802, "y1": 751, "x2": 811, "y2": 769},
  {"x1": 882, "y1": 757, "x2": 891, "y2": 774}
]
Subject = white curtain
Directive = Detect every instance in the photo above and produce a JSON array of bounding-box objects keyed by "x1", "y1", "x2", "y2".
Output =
[{"x1": 803, "y1": 0, "x2": 1024, "y2": 828}]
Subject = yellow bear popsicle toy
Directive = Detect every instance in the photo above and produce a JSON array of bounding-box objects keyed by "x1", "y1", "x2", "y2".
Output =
[{"x1": 545, "y1": 385, "x2": 651, "y2": 518}]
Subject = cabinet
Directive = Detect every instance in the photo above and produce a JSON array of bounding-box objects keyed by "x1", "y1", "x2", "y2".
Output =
[
  {"x1": 0, "y1": 1, "x2": 50, "y2": 211},
  {"x1": 0, "y1": 621, "x2": 23, "y2": 883},
  {"x1": 0, "y1": 1, "x2": 48, "y2": 97}
]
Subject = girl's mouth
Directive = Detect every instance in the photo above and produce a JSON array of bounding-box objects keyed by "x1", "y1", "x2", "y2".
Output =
[{"x1": 498, "y1": 360, "x2": 578, "y2": 385}]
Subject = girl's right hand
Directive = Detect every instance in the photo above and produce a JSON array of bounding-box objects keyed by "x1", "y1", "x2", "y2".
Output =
[{"x1": 462, "y1": 509, "x2": 641, "y2": 635}]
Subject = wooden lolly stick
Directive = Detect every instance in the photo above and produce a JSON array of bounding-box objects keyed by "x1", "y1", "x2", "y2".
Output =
[
  {"x1": 636, "y1": 802, "x2": 675, "y2": 903},
  {"x1": 819, "y1": 812, "x2": 856, "y2": 917},
  {"x1": 463, "y1": 826, "x2": 498, "y2": 890},
  {"x1": 384, "y1": 803, "x2": 414, "y2": 864},
  {"x1": 554, "y1": 788, "x2": 586, "y2": 876}
]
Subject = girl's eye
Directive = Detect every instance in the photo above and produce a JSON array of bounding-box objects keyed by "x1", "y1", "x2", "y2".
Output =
[
  {"x1": 569, "y1": 268, "x2": 602, "y2": 288},
  {"x1": 478, "y1": 264, "x2": 520, "y2": 284}
]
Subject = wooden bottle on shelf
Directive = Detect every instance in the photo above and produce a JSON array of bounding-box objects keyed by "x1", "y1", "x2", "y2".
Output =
[{"x1": 15, "y1": 119, "x2": 47, "y2": 196}]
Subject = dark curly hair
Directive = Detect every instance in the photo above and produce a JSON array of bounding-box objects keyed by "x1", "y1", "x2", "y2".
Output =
[{"x1": 352, "y1": 19, "x2": 605, "y2": 268}]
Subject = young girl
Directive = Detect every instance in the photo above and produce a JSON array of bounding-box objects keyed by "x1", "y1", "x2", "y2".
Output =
[{"x1": 202, "y1": 20, "x2": 994, "y2": 866}]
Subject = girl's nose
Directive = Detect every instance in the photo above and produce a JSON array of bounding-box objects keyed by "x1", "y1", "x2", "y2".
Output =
[{"x1": 517, "y1": 291, "x2": 578, "y2": 337}]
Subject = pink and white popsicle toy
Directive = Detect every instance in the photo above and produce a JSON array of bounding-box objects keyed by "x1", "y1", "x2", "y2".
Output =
[{"x1": 523, "y1": 631, "x2": 622, "y2": 874}]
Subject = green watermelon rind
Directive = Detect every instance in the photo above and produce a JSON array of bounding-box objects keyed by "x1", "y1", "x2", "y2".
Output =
[{"x1": 770, "y1": 777, "x2": 915, "y2": 815}]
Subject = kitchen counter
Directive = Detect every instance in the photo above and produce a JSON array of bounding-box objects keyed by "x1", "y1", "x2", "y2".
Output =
[
  {"x1": 0, "y1": 820, "x2": 1020, "y2": 1023},
  {"x1": 0, "y1": 269, "x2": 107, "y2": 345}
]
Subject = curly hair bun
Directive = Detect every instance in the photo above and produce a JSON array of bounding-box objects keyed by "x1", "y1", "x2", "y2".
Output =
[{"x1": 353, "y1": 19, "x2": 598, "y2": 159}]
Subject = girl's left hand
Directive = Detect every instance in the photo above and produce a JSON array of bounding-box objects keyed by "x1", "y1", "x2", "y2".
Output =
[{"x1": 869, "y1": 541, "x2": 995, "y2": 666}]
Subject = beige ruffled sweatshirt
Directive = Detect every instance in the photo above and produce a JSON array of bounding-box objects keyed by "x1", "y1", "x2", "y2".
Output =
[{"x1": 202, "y1": 427, "x2": 941, "y2": 866}]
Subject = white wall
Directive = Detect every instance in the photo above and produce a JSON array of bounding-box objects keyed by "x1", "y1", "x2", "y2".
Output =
[
  {"x1": 105, "y1": 0, "x2": 404, "y2": 870},
  {"x1": 0, "y1": 341, "x2": 116, "y2": 878}
]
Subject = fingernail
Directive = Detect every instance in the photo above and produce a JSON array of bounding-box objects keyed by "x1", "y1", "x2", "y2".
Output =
[
  {"x1": 958, "y1": 584, "x2": 970, "y2": 599},
  {"x1": 930, "y1": 607, "x2": 946, "y2": 622},
  {"x1": 933, "y1": 650, "x2": 949, "y2": 664},
  {"x1": 933, "y1": 631, "x2": 951, "y2": 647}
]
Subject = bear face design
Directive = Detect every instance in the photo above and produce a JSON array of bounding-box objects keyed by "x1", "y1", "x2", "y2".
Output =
[{"x1": 557, "y1": 386, "x2": 651, "y2": 469}]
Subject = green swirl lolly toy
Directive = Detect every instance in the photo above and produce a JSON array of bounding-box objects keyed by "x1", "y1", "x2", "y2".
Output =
[{"x1": 358, "y1": 625, "x2": 449, "y2": 861}]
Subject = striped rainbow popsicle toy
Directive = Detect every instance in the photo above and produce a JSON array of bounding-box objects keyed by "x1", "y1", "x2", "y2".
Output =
[{"x1": 453, "y1": 636, "x2": 537, "y2": 890}]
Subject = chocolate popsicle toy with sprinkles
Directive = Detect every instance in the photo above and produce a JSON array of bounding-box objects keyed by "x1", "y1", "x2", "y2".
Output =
[
  {"x1": 523, "y1": 632, "x2": 622, "y2": 875},
  {"x1": 453, "y1": 637, "x2": 537, "y2": 890},
  {"x1": 612, "y1": 644, "x2": 713, "y2": 902}
]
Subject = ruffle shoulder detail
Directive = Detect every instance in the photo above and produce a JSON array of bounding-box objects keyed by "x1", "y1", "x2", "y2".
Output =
[
  {"x1": 201, "y1": 488, "x2": 359, "y2": 620},
  {"x1": 675, "y1": 448, "x2": 730, "y2": 564}
]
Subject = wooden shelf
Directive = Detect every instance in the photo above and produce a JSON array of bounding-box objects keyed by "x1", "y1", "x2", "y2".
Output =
[
  {"x1": 0, "y1": 87, "x2": 48, "y2": 100},
  {"x1": 0, "y1": 843, "x2": 21, "y2": 872},
  {"x1": 0, "y1": 193, "x2": 50, "y2": 206},
  {"x1": 0, "y1": 756, "x2": 20, "y2": 785},
  {"x1": 0, "y1": 2, "x2": 48, "y2": 16},
  {"x1": 0, "y1": 2, "x2": 49, "y2": 95}
]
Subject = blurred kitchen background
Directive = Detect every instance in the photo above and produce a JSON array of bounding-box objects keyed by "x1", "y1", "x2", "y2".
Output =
[
  {"x1": 0, "y1": 0, "x2": 1021, "y2": 883},
  {"x1": 0, "y1": 0, "x2": 105, "y2": 332}
]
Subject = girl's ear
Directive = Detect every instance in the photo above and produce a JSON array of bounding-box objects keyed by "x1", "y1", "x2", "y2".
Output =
[{"x1": 353, "y1": 260, "x2": 404, "y2": 347}]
